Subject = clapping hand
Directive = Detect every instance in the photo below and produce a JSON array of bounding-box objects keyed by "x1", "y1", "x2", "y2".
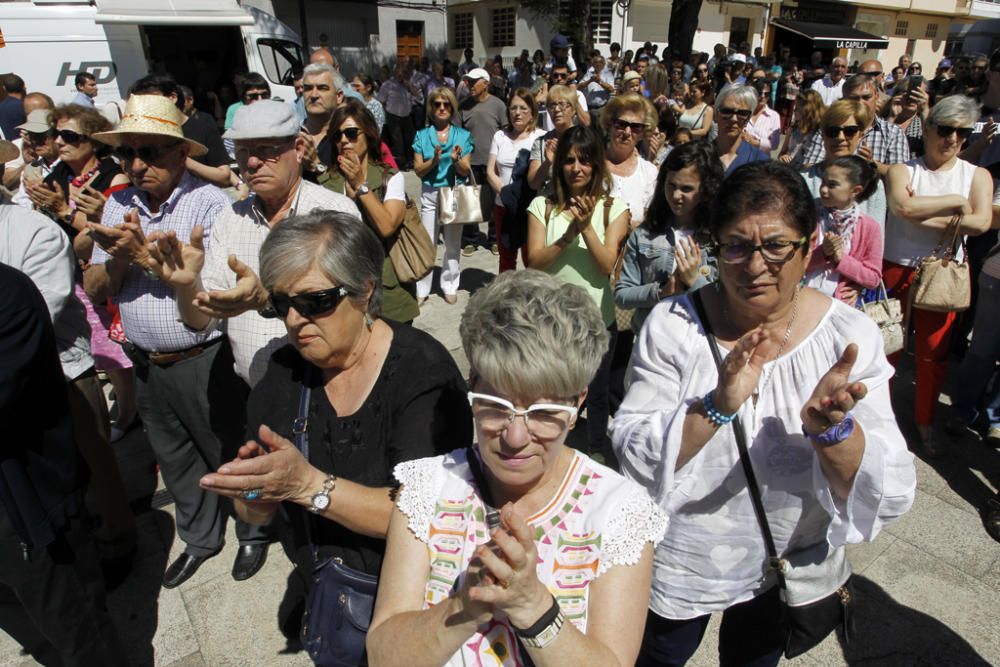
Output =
[
  {"x1": 711, "y1": 327, "x2": 783, "y2": 415},
  {"x1": 822, "y1": 232, "x2": 844, "y2": 263},
  {"x1": 674, "y1": 237, "x2": 702, "y2": 288},
  {"x1": 145, "y1": 225, "x2": 205, "y2": 288},
  {"x1": 299, "y1": 131, "x2": 320, "y2": 171},
  {"x1": 192, "y1": 255, "x2": 269, "y2": 319},
  {"x1": 87, "y1": 210, "x2": 153, "y2": 269},
  {"x1": 27, "y1": 181, "x2": 68, "y2": 216},
  {"x1": 463, "y1": 504, "x2": 552, "y2": 629},
  {"x1": 338, "y1": 146, "x2": 364, "y2": 195},
  {"x1": 543, "y1": 138, "x2": 557, "y2": 164},
  {"x1": 801, "y1": 344, "x2": 867, "y2": 436},
  {"x1": 857, "y1": 141, "x2": 873, "y2": 161},
  {"x1": 73, "y1": 183, "x2": 107, "y2": 221},
  {"x1": 450, "y1": 145, "x2": 464, "y2": 162},
  {"x1": 567, "y1": 195, "x2": 596, "y2": 229}
]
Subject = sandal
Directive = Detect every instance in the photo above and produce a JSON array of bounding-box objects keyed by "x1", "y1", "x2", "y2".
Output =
[{"x1": 985, "y1": 498, "x2": 1000, "y2": 544}]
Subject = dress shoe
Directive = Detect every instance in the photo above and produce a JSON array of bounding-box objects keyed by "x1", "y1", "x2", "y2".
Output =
[
  {"x1": 462, "y1": 244, "x2": 476, "y2": 257},
  {"x1": 232, "y1": 543, "x2": 269, "y2": 581},
  {"x1": 162, "y1": 550, "x2": 219, "y2": 589}
]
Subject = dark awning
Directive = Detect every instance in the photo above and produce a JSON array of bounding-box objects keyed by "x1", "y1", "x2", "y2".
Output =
[{"x1": 771, "y1": 19, "x2": 889, "y2": 51}]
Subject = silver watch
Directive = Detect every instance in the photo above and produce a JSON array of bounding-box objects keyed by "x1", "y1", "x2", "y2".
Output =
[
  {"x1": 309, "y1": 475, "x2": 337, "y2": 513},
  {"x1": 355, "y1": 183, "x2": 370, "y2": 197},
  {"x1": 520, "y1": 607, "x2": 565, "y2": 649}
]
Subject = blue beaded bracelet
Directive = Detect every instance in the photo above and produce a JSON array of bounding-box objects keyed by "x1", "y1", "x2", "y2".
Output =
[{"x1": 703, "y1": 391, "x2": 737, "y2": 427}]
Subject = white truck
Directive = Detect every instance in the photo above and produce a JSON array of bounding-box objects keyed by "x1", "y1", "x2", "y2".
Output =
[{"x1": 0, "y1": 0, "x2": 304, "y2": 105}]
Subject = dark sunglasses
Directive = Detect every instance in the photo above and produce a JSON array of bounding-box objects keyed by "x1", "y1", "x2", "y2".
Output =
[
  {"x1": 332, "y1": 127, "x2": 362, "y2": 143},
  {"x1": 822, "y1": 125, "x2": 862, "y2": 139},
  {"x1": 56, "y1": 129, "x2": 86, "y2": 144},
  {"x1": 244, "y1": 91, "x2": 271, "y2": 101},
  {"x1": 266, "y1": 286, "x2": 349, "y2": 319},
  {"x1": 612, "y1": 119, "x2": 646, "y2": 134},
  {"x1": 432, "y1": 101, "x2": 451, "y2": 109},
  {"x1": 718, "y1": 107, "x2": 752, "y2": 120},
  {"x1": 934, "y1": 125, "x2": 973, "y2": 140},
  {"x1": 25, "y1": 128, "x2": 56, "y2": 143},
  {"x1": 113, "y1": 140, "x2": 183, "y2": 164}
]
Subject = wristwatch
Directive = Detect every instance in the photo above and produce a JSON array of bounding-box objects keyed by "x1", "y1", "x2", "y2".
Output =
[
  {"x1": 355, "y1": 183, "x2": 370, "y2": 197},
  {"x1": 308, "y1": 474, "x2": 337, "y2": 513},
  {"x1": 514, "y1": 596, "x2": 565, "y2": 649}
]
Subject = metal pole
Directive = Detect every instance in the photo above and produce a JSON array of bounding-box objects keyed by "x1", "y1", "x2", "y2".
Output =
[{"x1": 298, "y1": 0, "x2": 309, "y2": 52}]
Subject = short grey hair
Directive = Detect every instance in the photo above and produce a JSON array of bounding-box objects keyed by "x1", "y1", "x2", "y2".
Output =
[
  {"x1": 842, "y1": 74, "x2": 876, "y2": 96},
  {"x1": 926, "y1": 94, "x2": 980, "y2": 129},
  {"x1": 460, "y1": 270, "x2": 609, "y2": 399},
  {"x1": 259, "y1": 211, "x2": 384, "y2": 317},
  {"x1": 715, "y1": 84, "x2": 758, "y2": 113},
  {"x1": 302, "y1": 63, "x2": 343, "y2": 93}
]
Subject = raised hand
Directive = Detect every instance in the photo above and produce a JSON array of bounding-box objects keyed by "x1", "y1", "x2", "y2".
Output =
[
  {"x1": 450, "y1": 144, "x2": 464, "y2": 162},
  {"x1": 27, "y1": 181, "x2": 68, "y2": 216},
  {"x1": 338, "y1": 146, "x2": 364, "y2": 193},
  {"x1": 801, "y1": 343, "x2": 867, "y2": 436},
  {"x1": 543, "y1": 138, "x2": 557, "y2": 164},
  {"x1": 200, "y1": 424, "x2": 314, "y2": 504},
  {"x1": 822, "y1": 232, "x2": 844, "y2": 263},
  {"x1": 466, "y1": 504, "x2": 552, "y2": 629},
  {"x1": 192, "y1": 255, "x2": 269, "y2": 319},
  {"x1": 145, "y1": 224, "x2": 206, "y2": 288},
  {"x1": 87, "y1": 210, "x2": 152, "y2": 268},
  {"x1": 569, "y1": 195, "x2": 596, "y2": 227},
  {"x1": 73, "y1": 183, "x2": 107, "y2": 221},
  {"x1": 711, "y1": 328, "x2": 778, "y2": 415},
  {"x1": 299, "y1": 130, "x2": 320, "y2": 171},
  {"x1": 674, "y1": 237, "x2": 703, "y2": 288},
  {"x1": 857, "y1": 142, "x2": 873, "y2": 162}
]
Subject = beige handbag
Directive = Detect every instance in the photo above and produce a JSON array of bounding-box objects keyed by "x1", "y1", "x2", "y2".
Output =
[
  {"x1": 911, "y1": 216, "x2": 970, "y2": 313},
  {"x1": 389, "y1": 200, "x2": 436, "y2": 283},
  {"x1": 437, "y1": 170, "x2": 484, "y2": 226},
  {"x1": 861, "y1": 282, "x2": 904, "y2": 356}
]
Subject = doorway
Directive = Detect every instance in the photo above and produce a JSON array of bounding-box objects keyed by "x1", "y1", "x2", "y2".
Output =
[
  {"x1": 396, "y1": 21, "x2": 424, "y2": 61},
  {"x1": 729, "y1": 17, "x2": 750, "y2": 50}
]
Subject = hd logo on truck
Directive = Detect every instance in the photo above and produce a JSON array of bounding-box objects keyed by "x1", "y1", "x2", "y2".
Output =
[{"x1": 57, "y1": 61, "x2": 117, "y2": 86}]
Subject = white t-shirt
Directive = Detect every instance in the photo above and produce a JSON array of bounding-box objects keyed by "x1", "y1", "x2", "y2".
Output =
[
  {"x1": 608, "y1": 155, "x2": 658, "y2": 224},
  {"x1": 489, "y1": 128, "x2": 546, "y2": 192},
  {"x1": 382, "y1": 171, "x2": 407, "y2": 202}
]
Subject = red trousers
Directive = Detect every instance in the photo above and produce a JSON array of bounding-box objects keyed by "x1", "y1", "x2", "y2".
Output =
[{"x1": 883, "y1": 261, "x2": 958, "y2": 426}]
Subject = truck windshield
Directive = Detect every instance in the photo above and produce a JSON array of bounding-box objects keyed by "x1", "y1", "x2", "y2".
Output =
[{"x1": 258, "y1": 38, "x2": 304, "y2": 86}]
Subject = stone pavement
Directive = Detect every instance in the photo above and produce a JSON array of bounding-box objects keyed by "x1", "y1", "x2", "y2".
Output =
[{"x1": 2, "y1": 176, "x2": 998, "y2": 666}]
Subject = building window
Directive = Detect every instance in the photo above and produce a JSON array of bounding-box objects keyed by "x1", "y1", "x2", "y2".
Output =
[
  {"x1": 453, "y1": 12, "x2": 473, "y2": 50},
  {"x1": 925, "y1": 23, "x2": 938, "y2": 38},
  {"x1": 491, "y1": 7, "x2": 515, "y2": 48},
  {"x1": 895, "y1": 20, "x2": 908, "y2": 37},
  {"x1": 589, "y1": 0, "x2": 613, "y2": 45}
]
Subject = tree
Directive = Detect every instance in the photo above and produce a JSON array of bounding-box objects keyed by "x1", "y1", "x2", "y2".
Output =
[
  {"x1": 668, "y1": 0, "x2": 704, "y2": 58},
  {"x1": 520, "y1": 0, "x2": 594, "y2": 56}
]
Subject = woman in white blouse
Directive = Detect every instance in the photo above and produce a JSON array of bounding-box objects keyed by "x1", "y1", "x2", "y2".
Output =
[
  {"x1": 602, "y1": 94, "x2": 659, "y2": 226},
  {"x1": 368, "y1": 269, "x2": 666, "y2": 667},
  {"x1": 611, "y1": 161, "x2": 916, "y2": 666}
]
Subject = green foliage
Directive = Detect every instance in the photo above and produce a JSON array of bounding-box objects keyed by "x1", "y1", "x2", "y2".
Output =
[{"x1": 519, "y1": 0, "x2": 593, "y2": 52}]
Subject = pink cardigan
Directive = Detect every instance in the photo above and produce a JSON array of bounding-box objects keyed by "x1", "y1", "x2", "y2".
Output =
[{"x1": 807, "y1": 212, "x2": 883, "y2": 303}]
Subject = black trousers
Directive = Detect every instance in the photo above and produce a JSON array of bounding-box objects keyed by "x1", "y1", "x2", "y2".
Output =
[
  {"x1": 0, "y1": 508, "x2": 127, "y2": 666},
  {"x1": 383, "y1": 112, "x2": 415, "y2": 168}
]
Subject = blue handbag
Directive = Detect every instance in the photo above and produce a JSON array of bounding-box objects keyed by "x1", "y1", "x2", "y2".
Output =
[{"x1": 292, "y1": 370, "x2": 378, "y2": 667}]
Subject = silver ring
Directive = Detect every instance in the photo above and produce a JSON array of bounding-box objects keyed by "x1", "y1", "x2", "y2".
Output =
[{"x1": 241, "y1": 488, "x2": 262, "y2": 501}]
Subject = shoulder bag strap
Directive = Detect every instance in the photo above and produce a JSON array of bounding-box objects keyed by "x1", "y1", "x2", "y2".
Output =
[
  {"x1": 544, "y1": 199, "x2": 554, "y2": 225},
  {"x1": 465, "y1": 446, "x2": 501, "y2": 533},
  {"x1": 690, "y1": 291, "x2": 786, "y2": 587},
  {"x1": 292, "y1": 365, "x2": 319, "y2": 559}
]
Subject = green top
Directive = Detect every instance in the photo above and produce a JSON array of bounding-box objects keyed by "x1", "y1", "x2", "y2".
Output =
[
  {"x1": 527, "y1": 195, "x2": 628, "y2": 327},
  {"x1": 322, "y1": 165, "x2": 420, "y2": 324}
]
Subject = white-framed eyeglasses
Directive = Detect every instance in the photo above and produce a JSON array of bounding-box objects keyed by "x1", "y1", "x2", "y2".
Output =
[{"x1": 467, "y1": 392, "x2": 578, "y2": 439}]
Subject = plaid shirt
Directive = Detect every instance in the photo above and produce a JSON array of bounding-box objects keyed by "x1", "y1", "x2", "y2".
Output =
[
  {"x1": 92, "y1": 172, "x2": 231, "y2": 353},
  {"x1": 792, "y1": 117, "x2": 912, "y2": 170}
]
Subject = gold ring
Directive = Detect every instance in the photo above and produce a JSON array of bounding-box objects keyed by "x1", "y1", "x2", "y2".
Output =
[{"x1": 499, "y1": 579, "x2": 510, "y2": 589}]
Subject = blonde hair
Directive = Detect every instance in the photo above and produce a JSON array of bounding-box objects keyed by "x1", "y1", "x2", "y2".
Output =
[
  {"x1": 822, "y1": 99, "x2": 872, "y2": 131},
  {"x1": 426, "y1": 86, "x2": 458, "y2": 120},
  {"x1": 546, "y1": 84, "x2": 577, "y2": 108},
  {"x1": 600, "y1": 94, "x2": 656, "y2": 134}
]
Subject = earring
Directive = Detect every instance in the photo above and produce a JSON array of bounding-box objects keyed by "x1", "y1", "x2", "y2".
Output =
[{"x1": 364, "y1": 314, "x2": 373, "y2": 330}]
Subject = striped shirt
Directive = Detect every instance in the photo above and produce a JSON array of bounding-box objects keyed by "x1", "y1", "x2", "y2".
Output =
[{"x1": 92, "y1": 172, "x2": 230, "y2": 353}]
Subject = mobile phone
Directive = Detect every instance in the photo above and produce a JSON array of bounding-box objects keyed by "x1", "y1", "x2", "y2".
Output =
[{"x1": 908, "y1": 75, "x2": 924, "y2": 92}]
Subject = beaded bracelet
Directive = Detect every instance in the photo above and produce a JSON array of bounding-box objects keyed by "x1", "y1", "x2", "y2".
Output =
[{"x1": 703, "y1": 391, "x2": 737, "y2": 427}]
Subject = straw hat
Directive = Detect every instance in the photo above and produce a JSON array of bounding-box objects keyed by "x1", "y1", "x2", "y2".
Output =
[
  {"x1": 92, "y1": 94, "x2": 207, "y2": 157},
  {"x1": 0, "y1": 140, "x2": 18, "y2": 163}
]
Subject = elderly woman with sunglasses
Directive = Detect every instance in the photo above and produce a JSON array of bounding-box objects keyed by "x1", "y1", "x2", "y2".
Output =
[
  {"x1": 713, "y1": 85, "x2": 770, "y2": 176},
  {"x1": 603, "y1": 94, "x2": 659, "y2": 226},
  {"x1": 413, "y1": 86, "x2": 473, "y2": 305},
  {"x1": 612, "y1": 161, "x2": 915, "y2": 667},
  {"x1": 883, "y1": 95, "x2": 994, "y2": 457},
  {"x1": 321, "y1": 99, "x2": 420, "y2": 323},
  {"x1": 800, "y1": 100, "x2": 889, "y2": 237},
  {"x1": 367, "y1": 269, "x2": 666, "y2": 667},
  {"x1": 200, "y1": 212, "x2": 471, "y2": 644}
]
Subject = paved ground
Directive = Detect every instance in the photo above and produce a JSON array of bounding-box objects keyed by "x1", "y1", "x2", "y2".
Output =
[{"x1": 2, "y1": 174, "x2": 998, "y2": 666}]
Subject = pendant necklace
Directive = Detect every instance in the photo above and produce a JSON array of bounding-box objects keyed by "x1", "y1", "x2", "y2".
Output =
[{"x1": 752, "y1": 286, "x2": 801, "y2": 407}]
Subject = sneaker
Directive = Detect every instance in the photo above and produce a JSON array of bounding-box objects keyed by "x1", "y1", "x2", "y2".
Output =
[
  {"x1": 462, "y1": 244, "x2": 476, "y2": 257},
  {"x1": 987, "y1": 426, "x2": 1000, "y2": 448},
  {"x1": 944, "y1": 416, "x2": 981, "y2": 441},
  {"x1": 490, "y1": 243, "x2": 499, "y2": 256}
]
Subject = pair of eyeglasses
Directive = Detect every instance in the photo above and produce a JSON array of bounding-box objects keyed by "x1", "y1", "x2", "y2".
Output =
[
  {"x1": 24, "y1": 128, "x2": 56, "y2": 143},
  {"x1": 612, "y1": 119, "x2": 646, "y2": 134},
  {"x1": 718, "y1": 107, "x2": 752, "y2": 120},
  {"x1": 822, "y1": 125, "x2": 862, "y2": 139},
  {"x1": 432, "y1": 101, "x2": 451, "y2": 109},
  {"x1": 547, "y1": 101, "x2": 571, "y2": 111},
  {"x1": 245, "y1": 91, "x2": 271, "y2": 102},
  {"x1": 234, "y1": 140, "x2": 292, "y2": 163},
  {"x1": 114, "y1": 140, "x2": 183, "y2": 164},
  {"x1": 550, "y1": 73, "x2": 569, "y2": 81},
  {"x1": 265, "y1": 286, "x2": 350, "y2": 319},
  {"x1": 934, "y1": 125, "x2": 973, "y2": 140},
  {"x1": 467, "y1": 392, "x2": 577, "y2": 440},
  {"x1": 332, "y1": 127, "x2": 362, "y2": 143},
  {"x1": 56, "y1": 129, "x2": 87, "y2": 144},
  {"x1": 715, "y1": 237, "x2": 809, "y2": 264}
]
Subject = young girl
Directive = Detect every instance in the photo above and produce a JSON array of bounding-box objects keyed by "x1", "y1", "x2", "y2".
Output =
[{"x1": 804, "y1": 155, "x2": 883, "y2": 303}]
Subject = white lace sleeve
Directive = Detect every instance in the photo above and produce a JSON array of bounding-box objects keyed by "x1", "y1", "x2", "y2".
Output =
[
  {"x1": 393, "y1": 456, "x2": 445, "y2": 543},
  {"x1": 599, "y1": 485, "x2": 668, "y2": 576}
]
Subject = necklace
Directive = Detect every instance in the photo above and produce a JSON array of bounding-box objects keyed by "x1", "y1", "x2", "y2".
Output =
[{"x1": 752, "y1": 286, "x2": 801, "y2": 406}]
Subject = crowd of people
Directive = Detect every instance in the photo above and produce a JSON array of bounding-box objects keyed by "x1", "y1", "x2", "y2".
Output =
[{"x1": 0, "y1": 33, "x2": 997, "y2": 667}]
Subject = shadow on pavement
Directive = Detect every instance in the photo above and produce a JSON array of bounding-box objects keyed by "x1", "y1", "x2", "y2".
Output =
[
  {"x1": 839, "y1": 575, "x2": 990, "y2": 665},
  {"x1": 459, "y1": 267, "x2": 495, "y2": 295}
]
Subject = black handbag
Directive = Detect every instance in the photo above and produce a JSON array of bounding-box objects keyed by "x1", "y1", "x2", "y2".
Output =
[
  {"x1": 691, "y1": 291, "x2": 855, "y2": 659},
  {"x1": 292, "y1": 369, "x2": 378, "y2": 667}
]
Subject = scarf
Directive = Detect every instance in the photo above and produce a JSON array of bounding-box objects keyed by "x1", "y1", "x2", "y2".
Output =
[{"x1": 820, "y1": 203, "x2": 859, "y2": 255}]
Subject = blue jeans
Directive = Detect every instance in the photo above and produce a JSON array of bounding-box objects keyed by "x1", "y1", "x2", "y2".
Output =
[
  {"x1": 950, "y1": 272, "x2": 1000, "y2": 428},
  {"x1": 637, "y1": 586, "x2": 784, "y2": 667}
]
